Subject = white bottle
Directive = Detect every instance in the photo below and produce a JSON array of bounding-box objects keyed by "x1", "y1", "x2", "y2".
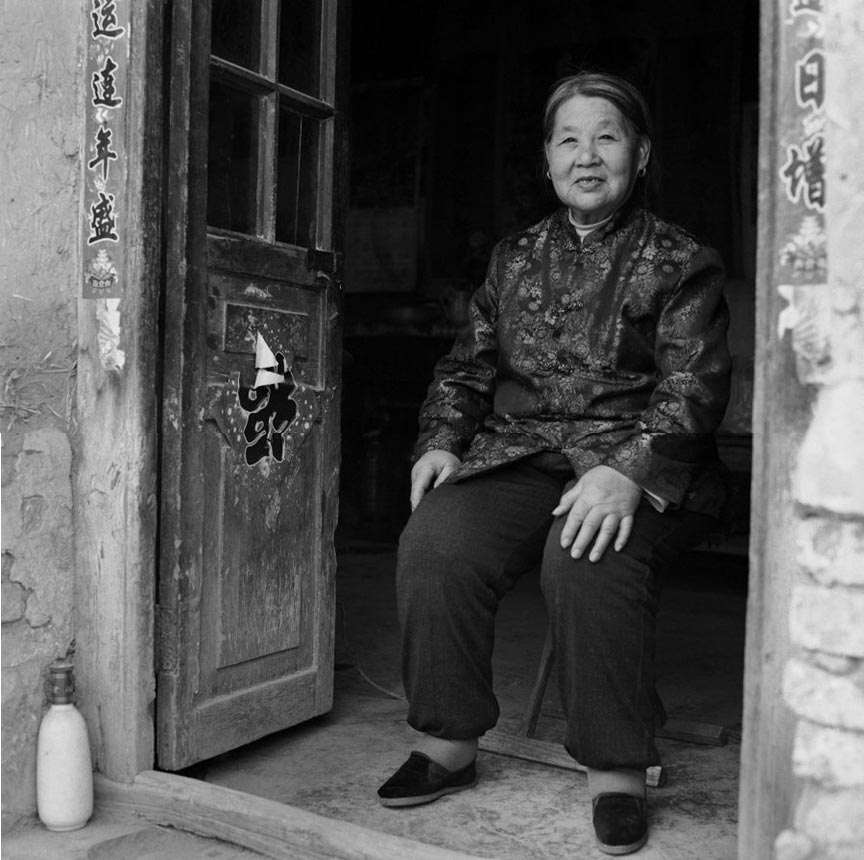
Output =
[{"x1": 36, "y1": 660, "x2": 93, "y2": 831}]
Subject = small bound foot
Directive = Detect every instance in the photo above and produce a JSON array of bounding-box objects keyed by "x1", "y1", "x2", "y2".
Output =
[
  {"x1": 377, "y1": 751, "x2": 478, "y2": 808},
  {"x1": 592, "y1": 792, "x2": 648, "y2": 855}
]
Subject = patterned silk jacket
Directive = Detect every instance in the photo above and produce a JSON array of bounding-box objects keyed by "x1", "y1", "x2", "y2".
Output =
[{"x1": 415, "y1": 204, "x2": 732, "y2": 515}]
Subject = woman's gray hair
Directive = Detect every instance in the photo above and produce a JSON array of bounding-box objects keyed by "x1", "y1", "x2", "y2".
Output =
[{"x1": 542, "y1": 71, "x2": 654, "y2": 142}]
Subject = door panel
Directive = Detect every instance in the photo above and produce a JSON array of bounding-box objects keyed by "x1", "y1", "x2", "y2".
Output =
[
  {"x1": 201, "y1": 436, "x2": 317, "y2": 676},
  {"x1": 157, "y1": 0, "x2": 344, "y2": 770}
]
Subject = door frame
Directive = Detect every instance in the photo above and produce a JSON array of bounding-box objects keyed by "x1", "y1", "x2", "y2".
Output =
[
  {"x1": 73, "y1": 1, "x2": 800, "y2": 857},
  {"x1": 74, "y1": 0, "x2": 165, "y2": 781}
]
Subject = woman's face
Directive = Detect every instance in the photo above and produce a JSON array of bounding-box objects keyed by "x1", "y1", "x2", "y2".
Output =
[{"x1": 545, "y1": 94, "x2": 650, "y2": 226}]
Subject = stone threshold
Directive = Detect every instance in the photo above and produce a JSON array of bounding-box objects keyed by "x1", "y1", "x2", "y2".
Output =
[{"x1": 95, "y1": 770, "x2": 488, "y2": 860}]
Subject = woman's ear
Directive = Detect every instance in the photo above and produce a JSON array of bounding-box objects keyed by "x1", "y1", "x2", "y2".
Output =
[{"x1": 637, "y1": 136, "x2": 651, "y2": 173}]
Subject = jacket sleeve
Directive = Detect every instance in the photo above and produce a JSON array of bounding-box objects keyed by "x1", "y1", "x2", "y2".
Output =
[
  {"x1": 599, "y1": 245, "x2": 732, "y2": 505},
  {"x1": 413, "y1": 246, "x2": 502, "y2": 461}
]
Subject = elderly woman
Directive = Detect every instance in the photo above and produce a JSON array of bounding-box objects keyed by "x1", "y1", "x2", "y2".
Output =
[{"x1": 377, "y1": 71, "x2": 731, "y2": 855}]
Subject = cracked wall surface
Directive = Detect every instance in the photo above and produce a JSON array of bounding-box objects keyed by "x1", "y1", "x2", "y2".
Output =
[{"x1": 1, "y1": 0, "x2": 84, "y2": 826}]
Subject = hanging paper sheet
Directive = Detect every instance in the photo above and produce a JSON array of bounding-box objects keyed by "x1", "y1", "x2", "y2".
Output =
[{"x1": 82, "y1": 1, "x2": 129, "y2": 299}]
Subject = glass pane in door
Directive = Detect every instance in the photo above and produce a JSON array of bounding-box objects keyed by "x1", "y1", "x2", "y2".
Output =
[
  {"x1": 276, "y1": 108, "x2": 320, "y2": 246},
  {"x1": 207, "y1": 81, "x2": 260, "y2": 234},
  {"x1": 211, "y1": 0, "x2": 262, "y2": 70},
  {"x1": 279, "y1": 0, "x2": 321, "y2": 95}
]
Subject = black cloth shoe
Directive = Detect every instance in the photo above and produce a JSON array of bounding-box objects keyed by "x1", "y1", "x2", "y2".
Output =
[
  {"x1": 377, "y1": 751, "x2": 478, "y2": 808},
  {"x1": 592, "y1": 793, "x2": 648, "y2": 855}
]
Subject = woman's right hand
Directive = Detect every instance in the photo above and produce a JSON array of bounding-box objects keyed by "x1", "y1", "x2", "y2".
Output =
[{"x1": 410, "y1": 450, "x2": 461, "y2": 511}]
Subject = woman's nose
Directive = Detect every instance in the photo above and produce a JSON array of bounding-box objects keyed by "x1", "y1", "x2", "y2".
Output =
[{"x1": 575, "y1": 141, "x2": 599, "y2": 165}]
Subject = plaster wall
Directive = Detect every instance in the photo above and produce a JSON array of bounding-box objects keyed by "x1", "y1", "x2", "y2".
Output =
[{"x1": 1, "y1": 0, "x2": 84, "y2": 827}]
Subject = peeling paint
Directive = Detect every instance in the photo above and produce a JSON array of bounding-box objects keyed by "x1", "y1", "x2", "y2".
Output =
[
  {"x1": 242, "y1": 285, "x2": 273, "y2": 300},
  {"x1": 96, "y1": 298, "x2": 125, "y2": 370},
  {"x1": 795, "y1": 379, "x2": 864, "y2": 514},
  {"x1": 777, "y1": 284, "x2": 832, "y2": 382},
  {"x1": 264, "y1": 493, "x2": 281, "y2": 532}
]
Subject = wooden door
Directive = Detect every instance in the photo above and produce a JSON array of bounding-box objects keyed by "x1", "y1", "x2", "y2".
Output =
[{"x1": 157, "y1": 0, "x2": 346, "y2": 770}]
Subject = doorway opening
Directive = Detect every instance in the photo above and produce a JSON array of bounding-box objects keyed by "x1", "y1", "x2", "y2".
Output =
[{"x1": 178, "y1": 1, "x2": 757, "y2": 857}]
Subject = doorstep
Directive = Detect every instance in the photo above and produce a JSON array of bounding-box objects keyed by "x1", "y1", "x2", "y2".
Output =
[
  {"x1": 94, "y1": 770, "x2": 490, "y2": 860},
  {"x1": 1, "y1": 806, "x2": 264, "y2": 860}
]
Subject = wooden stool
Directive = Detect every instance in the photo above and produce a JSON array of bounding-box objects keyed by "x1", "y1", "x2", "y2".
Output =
[{"x1": 479, "y1": 628, "x2": 728, "y2": 788}]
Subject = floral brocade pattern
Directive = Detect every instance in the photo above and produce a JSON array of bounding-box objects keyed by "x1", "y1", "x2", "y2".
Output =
[{"x1": 415, "y1": 205, "x2": 732, "y2": 514}]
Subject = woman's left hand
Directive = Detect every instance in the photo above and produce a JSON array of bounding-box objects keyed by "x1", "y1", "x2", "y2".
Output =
[{"x1": 552, "y1": 465, "x2": 642, "y2": 562}]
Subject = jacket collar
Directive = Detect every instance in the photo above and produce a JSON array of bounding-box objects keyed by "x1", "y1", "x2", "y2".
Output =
[{"x1": 555, "y1": 199, "x2": 640, "y2": 250}]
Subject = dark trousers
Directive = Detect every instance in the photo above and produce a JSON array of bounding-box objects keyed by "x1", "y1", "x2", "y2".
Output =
[{"x1": 395, "y1": 452, "x2": 714, "y2": 770}]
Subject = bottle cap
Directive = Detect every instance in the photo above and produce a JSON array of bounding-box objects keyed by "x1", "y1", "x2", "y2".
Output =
[{"x1": 48, "y1": 660, "x2": 75, "y2": 705}]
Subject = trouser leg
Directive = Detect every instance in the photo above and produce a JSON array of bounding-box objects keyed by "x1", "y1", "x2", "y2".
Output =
[
  {"x1": 540, "y1": 500, "x2": 714, "y2": 770},
  {"x1": 396, "y1": 454, "x2": 571, "y2": 739}
]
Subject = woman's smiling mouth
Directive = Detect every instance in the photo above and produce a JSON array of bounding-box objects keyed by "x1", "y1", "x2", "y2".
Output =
[{"x1": 573, "y1": 176, "x2": 604, "y2": 189}]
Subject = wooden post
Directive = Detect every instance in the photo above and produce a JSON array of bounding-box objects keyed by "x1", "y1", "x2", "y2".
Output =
[
  {"x1": 739, "y1": 1, "x2": 828, "y2": 856},
  {"x1": 73, "y1": 0, "x2": 164, "y2": 781}
]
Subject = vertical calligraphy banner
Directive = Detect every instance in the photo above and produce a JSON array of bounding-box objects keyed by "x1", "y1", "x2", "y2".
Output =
[
  {"x1": 81, "y1": 0, "x2": 129, "y2": 299},
  {"x1": 776, "y1": 0, "x2": 829, "y2": 384}
]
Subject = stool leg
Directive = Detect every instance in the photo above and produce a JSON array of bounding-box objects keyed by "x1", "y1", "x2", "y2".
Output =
[{"x1": 519, "y1": 627, "x2": 555, "y2": 738}]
